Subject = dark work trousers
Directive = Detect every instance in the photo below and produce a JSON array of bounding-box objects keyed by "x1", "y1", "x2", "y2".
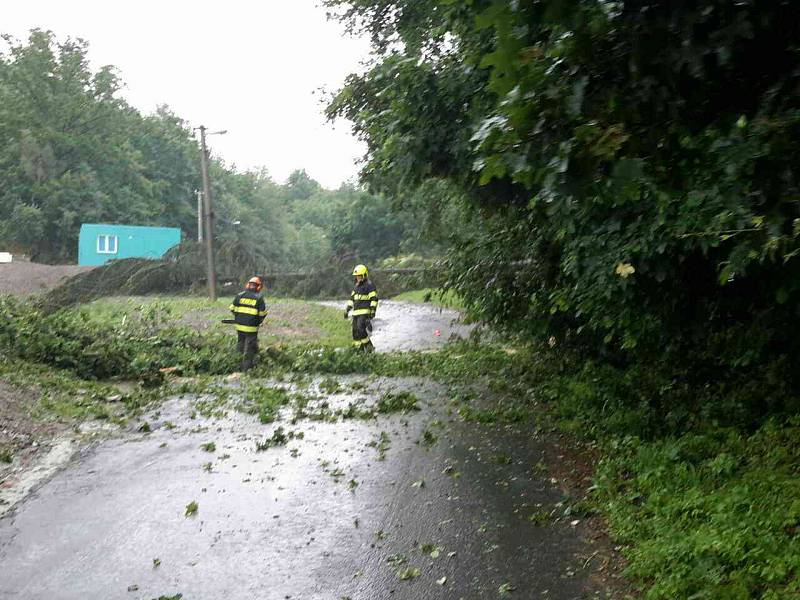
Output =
[
  {"x1": 236, "y1": 331, "x2": 259, "y2": 370},
  {"x1": 352, "y1": 315, "x2": 374, "y2": 352}
]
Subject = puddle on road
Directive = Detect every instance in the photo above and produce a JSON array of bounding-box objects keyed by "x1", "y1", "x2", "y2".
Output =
[
  {"x1": 0, "y1": 375, "x2": 599, "y2": 600},
  {"x1": 319, "y1": 300, "x2": 475, "y2": 352}
]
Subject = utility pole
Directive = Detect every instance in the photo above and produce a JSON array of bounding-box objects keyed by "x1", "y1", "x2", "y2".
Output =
[
  {"x1": 196, "y1": 190, "x2": 204, "y2": 242},
  {"x1": 198, "y1": 125, "x2": 217, "y2": 301}
]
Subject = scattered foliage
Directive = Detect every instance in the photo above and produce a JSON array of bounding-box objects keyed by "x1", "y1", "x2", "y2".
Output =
[
  {"x1": 376, "y1": 391, "x2": 420, "y2": 414},
  {"x1": 254, "y1": 427, "x2": 302, "y2": 452},
  {"x1": 396, "y1": 567, "x2": 421, "y2": 581}
]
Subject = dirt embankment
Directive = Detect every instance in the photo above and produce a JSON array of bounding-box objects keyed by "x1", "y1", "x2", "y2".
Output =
[
  {"x1": 0, "y1": 262, "x2": 95, "y2": 488},
  {"x1": 0, "y1": 381, "x2": 70, "y2": 489},
  {"x1": 0, "y1": 262, "x2": 94, "y2": 296}
]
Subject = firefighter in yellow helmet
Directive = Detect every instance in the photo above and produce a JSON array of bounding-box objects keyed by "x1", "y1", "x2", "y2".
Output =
[
  {"x1": 229, "y1": 276, "x2": 268, "y2": 370},
  {"x1": 344, "y1": 264, "x2": 378, "y2": 351}
]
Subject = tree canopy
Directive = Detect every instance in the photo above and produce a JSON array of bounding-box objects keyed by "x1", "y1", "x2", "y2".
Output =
[{"x1": 326, "y1": 0, "x2": 800, "y2": 382}]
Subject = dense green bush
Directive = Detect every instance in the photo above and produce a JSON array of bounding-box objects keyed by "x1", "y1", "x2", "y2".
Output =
[
  {"x1": 325, "y1": 0, "x2": 800, "y2": 413},
  {"x1": 593, "y1": 420, "x2": 800, "y2": 599}
]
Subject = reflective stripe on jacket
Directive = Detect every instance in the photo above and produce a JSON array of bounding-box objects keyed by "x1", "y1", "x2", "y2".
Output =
[
  {"x1": 229, "y1": 290, "x2": 267, "y2": 333},
  {"x1": 347, "y1": 280, "x2": 378, "y2": 316}
]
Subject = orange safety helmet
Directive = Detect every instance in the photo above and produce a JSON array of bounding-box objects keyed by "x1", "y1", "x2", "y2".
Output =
[{"x1": 246, "y1": 276, "x2": 263, "y2": 292}]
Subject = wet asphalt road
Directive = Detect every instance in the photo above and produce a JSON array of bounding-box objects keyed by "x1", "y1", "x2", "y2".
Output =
[
  {"x1": 0, "y1": 304, "x2": 608, "y2": 600},
  {"x1": 320, "y1": 300, "x2": 475, "y2": 352}
]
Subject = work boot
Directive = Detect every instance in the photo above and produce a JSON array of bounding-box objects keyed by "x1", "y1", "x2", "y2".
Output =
[{"x1": 242, "y1": 353, "x2": 257, "y2": 371}]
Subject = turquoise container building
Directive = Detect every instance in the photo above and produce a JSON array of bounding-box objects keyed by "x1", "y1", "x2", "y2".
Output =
[{"x1": 78, "y1": 224, "x2": 182, "y2": 266}]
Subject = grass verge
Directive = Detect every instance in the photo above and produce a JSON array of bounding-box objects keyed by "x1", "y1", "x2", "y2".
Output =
[
  {"x1": 0, "y1": 357, "x2": 162, "y2": 423},
  {"x1": 82, "y1": 295, "x2": 350, "y2": 347}
]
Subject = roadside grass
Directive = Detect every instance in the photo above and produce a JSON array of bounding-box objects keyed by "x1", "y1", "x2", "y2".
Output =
[
  {"x1": 1, "y1": 294, "x2": 798, "y2": 598},
  {"x1": 82, "y1": 295, "x2": 350, "y2": 347},
  {"x1": 392, "y1": 288, "x2": 465, "y2": 311},
  {"x1": 0, "y1": 357, "x2": 158, "y2": 424},
  {"x1": 592, "y1": 419, "x2": 800, "y2": 599}
]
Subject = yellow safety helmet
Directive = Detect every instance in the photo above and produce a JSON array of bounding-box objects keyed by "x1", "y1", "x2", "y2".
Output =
[{"x1": 352, "y1": 264, "x2": 368, "y2": 277}]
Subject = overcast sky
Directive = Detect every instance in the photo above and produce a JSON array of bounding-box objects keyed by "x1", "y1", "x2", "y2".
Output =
[{"x1": 2, "y1": 0, "x2": 372, "y2": 189}]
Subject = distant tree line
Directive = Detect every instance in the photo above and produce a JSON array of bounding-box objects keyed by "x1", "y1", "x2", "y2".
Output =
[{"x1": 0, "y1": 30, "x2": 437, "y2": 268}]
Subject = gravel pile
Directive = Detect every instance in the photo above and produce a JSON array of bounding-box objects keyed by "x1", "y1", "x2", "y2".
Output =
[{"x1": 0, "y1": 262, "x2": 94, "y2": 296}]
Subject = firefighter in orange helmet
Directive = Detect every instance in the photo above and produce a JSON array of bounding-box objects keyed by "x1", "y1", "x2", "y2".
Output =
[{"x1": 229, "y1": 276, "x2": 268, "y2": 370}]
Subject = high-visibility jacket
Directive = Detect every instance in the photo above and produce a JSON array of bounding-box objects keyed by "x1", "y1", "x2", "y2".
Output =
[
  {"x1": 348, "y1": 279, "x2": 378, "y2": 317},
  {"x1": 229, "y1": 290, "x2": 268, "y2": 333}
]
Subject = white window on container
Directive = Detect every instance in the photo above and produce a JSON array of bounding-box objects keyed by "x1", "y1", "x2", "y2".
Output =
[{"x1": 97, "y1": 234, "x2": 118, "y2": 254}]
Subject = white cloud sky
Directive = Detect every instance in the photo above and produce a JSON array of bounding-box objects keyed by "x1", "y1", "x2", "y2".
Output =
[{"x1": 2, "y1": 0, "x2": 372, "y2": 189}]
